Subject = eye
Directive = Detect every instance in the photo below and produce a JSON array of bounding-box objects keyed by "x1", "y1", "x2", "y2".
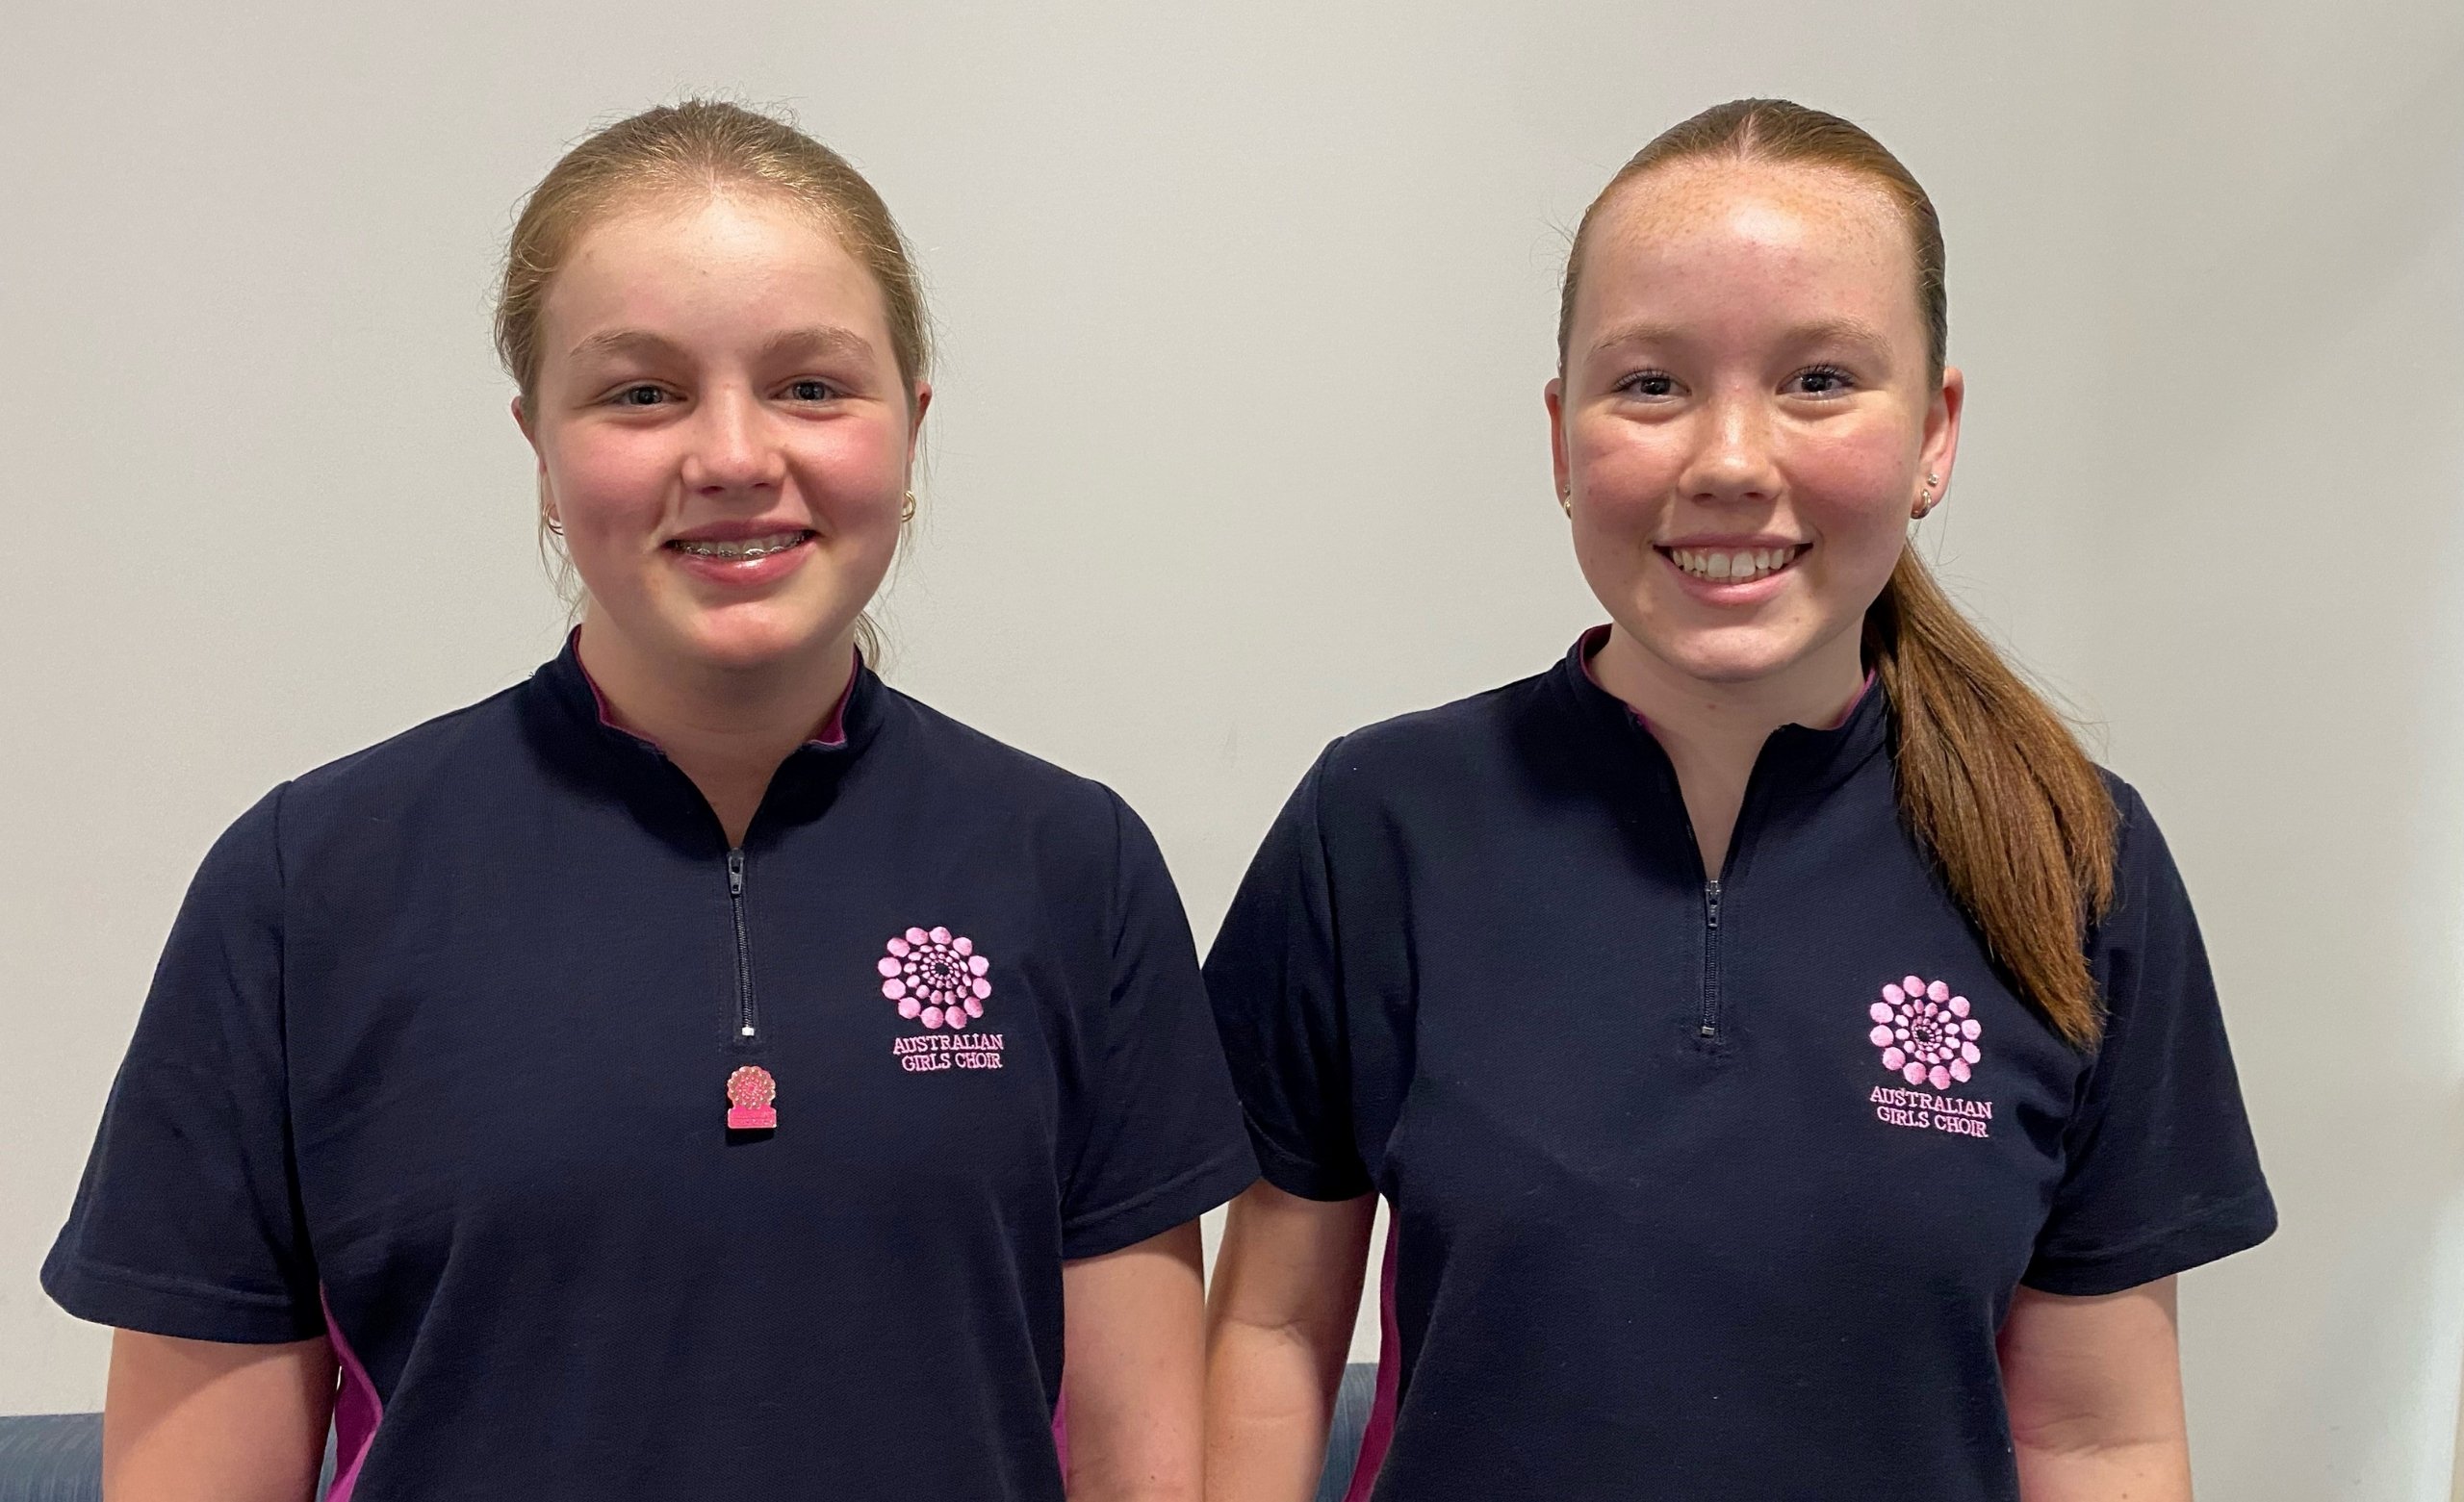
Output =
[
  {"x1": 610, "y1": 384, "x2": 669, "y2": 408},
  {"x1": 782, "y1": 379, "x2": 839, "y2": 403},
  {"x1": 1616, "y1": 370, "x2": 1681, "y2": 400},
  {"x1": 1789, "y1": 365, "x2": 1855, "y2": 397}
]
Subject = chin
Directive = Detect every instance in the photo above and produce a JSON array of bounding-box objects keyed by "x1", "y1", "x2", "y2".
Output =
[
  {"x1": 1650, "y1": 626, "x2": 1825, "y2": 688},
  {"x1": 672, "y1": 607, "x2": 849, "y2": 674}
]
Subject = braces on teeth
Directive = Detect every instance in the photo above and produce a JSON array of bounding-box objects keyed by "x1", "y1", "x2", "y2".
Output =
[{"x1": 673, "y1": 532, "x2": 810, "y2": 560}]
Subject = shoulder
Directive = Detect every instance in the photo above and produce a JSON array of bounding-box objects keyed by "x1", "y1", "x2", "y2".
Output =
[
  {"x1": 2094, "y1": 767, "x2": 2151, "y2": 833},
  {"x1": 228, "y1": 681, "x2": 539, "y2": 889},
  {"x1": 169, "y1": 683, "x2": 528, "y2": 921},
  {"x1": 2086, "y1": 768, "x2": 2201, "y2": 955},
  {"x1": 2091, "y1": 770, "x2": 2176, "y2": 888},
  {"x1": 1313, "y1": 671, "x2": 1555, "y2": 791},
  {"x1": 274, "y1": 682, "x2": 531, "y2": 833},
  {"x1": 873, "y1": 684, "x2": 1147, "y2": 850},
  {"x1": 1299, "y1": 669, "x2": 1559, "y2": 822}
]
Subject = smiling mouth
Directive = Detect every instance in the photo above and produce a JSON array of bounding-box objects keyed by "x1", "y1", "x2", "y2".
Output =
[
  {"x1": 1658, "y1": 544, "x2": 1806, "y2": 584},
  {"x1": 668, "y1": 529, "x2": 815, "y2": 561}
]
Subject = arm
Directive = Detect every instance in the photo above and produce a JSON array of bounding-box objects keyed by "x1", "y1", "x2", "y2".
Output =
[
  {"x1": 1204, "y1": 1182, "x2": 1377, "y2": 1502},
  {"x1": 103, "y1": 1330, "x2": 334, "y2": 1502},
  {"x1": 1998, "y1": 1277, "x2": 2192, "y2": 1501},
  {"x1": 1062, "y1": 1221, "x2": 1208, "y2": 1502}
]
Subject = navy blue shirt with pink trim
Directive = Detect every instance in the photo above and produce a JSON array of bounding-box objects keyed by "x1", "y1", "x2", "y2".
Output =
[
  {"x1": 44, "y1": 637, "x2": 1257, "y2": 1500},
  {"x1": 1204, "y1": 632, "x2": 2274, "y2": 1501}
]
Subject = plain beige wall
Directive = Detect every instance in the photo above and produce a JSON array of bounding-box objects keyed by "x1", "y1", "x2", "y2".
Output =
[{"x1": 3, "y1": 3, "x2": 2459, "y2": 1495}]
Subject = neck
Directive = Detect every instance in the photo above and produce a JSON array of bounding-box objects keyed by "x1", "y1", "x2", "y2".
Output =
[
  {"x1": 1590, "y1": 623, "x2": 1866, "y2": 878},
  {"x1": 577, "y1": 611, "x2": 856, "y2": 847}
]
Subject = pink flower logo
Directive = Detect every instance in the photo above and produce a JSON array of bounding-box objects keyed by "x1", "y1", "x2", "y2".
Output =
[
  {"x1": 1868, "y1": 975, "x2": 1981, "y2": 1091},
  {"x1": 879, "y1": 926, "x2": 991, "y2": 1031}
]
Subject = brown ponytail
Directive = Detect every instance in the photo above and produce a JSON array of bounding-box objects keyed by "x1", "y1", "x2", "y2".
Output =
[
  {"x1": 1865, "y1": 555, "x2": 2115, "y2": 1046},
  {"x1": 1560, "y1": 99, "x2": 2116, "y2": 1046}
]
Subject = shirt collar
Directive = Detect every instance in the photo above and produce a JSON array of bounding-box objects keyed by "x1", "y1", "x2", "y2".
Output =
[
  {"x1": 524, "y1": 628, "x2": 885, "y2": 843},
  {"x1": 1553, "y1": 624, "x2": 1891, "y2": 800},
  {"x1": 560, "y1": 625, "x2": 860, "y2": 752}
]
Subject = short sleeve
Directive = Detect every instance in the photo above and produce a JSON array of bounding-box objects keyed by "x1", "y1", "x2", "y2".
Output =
[
  {"x1": 41, "y1": 787, "x2": 324, "y2": 1342},
  {"x1": 2022, "y1": 783, "x2": 2276, "y2": 1296},
  {"x1": 1201, "y1": 747, "x2": 1373, "y2": 1202},
  {"x1": 1057, "y1": 794, "x2": 1259, "y2": 1260}
]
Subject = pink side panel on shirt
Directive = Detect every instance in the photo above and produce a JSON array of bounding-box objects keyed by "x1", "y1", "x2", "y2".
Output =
[
  {"x1": 320, "y1": 1286, "x2": 383, "y2": 1502},
  {"x1": 1342, "y1": 1219, "x2": 1403, "y2": 1502}
]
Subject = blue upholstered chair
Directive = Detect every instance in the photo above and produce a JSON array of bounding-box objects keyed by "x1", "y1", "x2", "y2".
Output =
[
  {"x1": 1315, "y1": 1360, "x2": 1381, "y2": 1501},
  {"x1": 0, "y1": 1417, "x2": 335, "y2": 1502},
  {"x1": 0, "y1": 1364, "x2": 1379, "y2": 1501}
]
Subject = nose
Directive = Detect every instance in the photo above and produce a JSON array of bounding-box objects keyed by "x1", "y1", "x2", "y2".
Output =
[
  {"x1": 1676, "y1": 387, "x2": 1781, "y2": 505},
  {"x1": 680, "y1": 387, "x2": 785, "y2": 496}
]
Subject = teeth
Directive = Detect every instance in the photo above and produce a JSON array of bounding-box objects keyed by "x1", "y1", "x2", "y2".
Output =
[
  {"x1": 673, "y1": 530, "x2": 810, "y2": 560},
  {"x1": 1668, "y1": 546, "x2": 1800, "y2": 583}
]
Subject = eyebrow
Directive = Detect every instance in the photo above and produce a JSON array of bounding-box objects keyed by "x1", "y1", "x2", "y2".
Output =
[
  {"x1": 564, "y1": 324, "x2": 879, "y2": 365},
  {"x1": 758, "y1": 324, "x2": 879, "y2": 363},
  {"x1": 1586, "y1": 315, "x2": 1896, "y2": 362}
]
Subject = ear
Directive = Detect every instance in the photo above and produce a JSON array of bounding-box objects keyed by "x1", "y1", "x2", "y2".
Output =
[
  {"x1": 905, "y1": 382, "x2": 933, "y2": 470},
  {"x1": 514, "y1": 396, "x2": 560, "y2": 531},
  {"x1": 1545, "y1": 376, "x2": 1573, "y2": 510},
  {"x1": 1919, "y1": 366, "x2": 1965, "y2": 511}
]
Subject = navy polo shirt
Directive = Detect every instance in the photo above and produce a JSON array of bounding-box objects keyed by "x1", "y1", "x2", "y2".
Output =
[
  {"x1": 1205, "y1": 634, "x2": 2274, "y2": 1501},
  {"x1": 46, "y1": 638, "x2": 1257, "y2": 1500}
]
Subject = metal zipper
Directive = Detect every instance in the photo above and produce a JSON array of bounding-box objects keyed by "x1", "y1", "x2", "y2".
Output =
[
  {"x1": 1698, "y1": 878, "x2": 1723, "y2": 1039},
  {"x1": 728, "y1": 848, "x2": 757, "y2": 1043}
]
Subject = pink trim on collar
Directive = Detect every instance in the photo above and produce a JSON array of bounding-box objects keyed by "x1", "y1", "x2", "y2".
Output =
[
  {"x1": 1577, "y1": 624, "x2": 1875, "y2": 732},
  {"x1": 810, "y1": 655, "x2": 856, "y2": 749},
  {"x1": 572, "y1": 629, "x2": 858, "y2": 750}
]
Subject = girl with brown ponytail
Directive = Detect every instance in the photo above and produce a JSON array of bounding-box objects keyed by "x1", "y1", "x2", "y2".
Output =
[{"x1": 1201, "y1": 99, "x2": 2272, "y2": 1501}]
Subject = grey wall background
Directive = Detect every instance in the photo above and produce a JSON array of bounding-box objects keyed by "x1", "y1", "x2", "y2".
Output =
[{"x1": 4, "y1": 2, "x2": 2460, "y2": 1495}]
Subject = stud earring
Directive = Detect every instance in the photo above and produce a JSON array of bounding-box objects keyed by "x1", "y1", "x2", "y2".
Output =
[
  {"x1": 1912, "y1": 471, "x2": 1941, "y2": 520},
  {"x1": 901, "y1": 490, "x2": 917, "y2": 523}
]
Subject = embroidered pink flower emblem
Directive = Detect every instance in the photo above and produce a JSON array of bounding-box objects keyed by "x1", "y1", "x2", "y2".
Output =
[
  {"x1": 1868, "y1": 975, "x2": 1981, "y2": 1091},
  {"x1": 879, "y1": 927, "x2": 991, "y2": 1031}
]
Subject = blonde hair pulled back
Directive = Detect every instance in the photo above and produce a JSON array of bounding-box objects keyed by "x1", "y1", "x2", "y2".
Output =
[{"x1": 497, "y1": 99, "x2": 931, "y2": 664}]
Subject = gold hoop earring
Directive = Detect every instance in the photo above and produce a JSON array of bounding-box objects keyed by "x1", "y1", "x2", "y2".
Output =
[
  {"x1": 900, "y1": 490, "x2": 917, "y2": 523},
  {"x1": 544, "y1": 515, "x2": 565, "y2": 537},
  {"x1": 1558, "y1": 488, "x2": 1572, "y2": 517}
]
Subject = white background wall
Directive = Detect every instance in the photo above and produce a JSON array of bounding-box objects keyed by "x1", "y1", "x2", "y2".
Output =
[{"x1": 3, "y1": 3, "x2": 2459, "y2": 1495}]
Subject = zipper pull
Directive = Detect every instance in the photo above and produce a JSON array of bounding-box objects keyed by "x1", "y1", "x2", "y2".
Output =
[
  {"x1": 1705, "y1": 878, "x2": 1721, "y2": 928},
  {"x1": 728, "y1": 848, "x2": 746, "y2": 897}
]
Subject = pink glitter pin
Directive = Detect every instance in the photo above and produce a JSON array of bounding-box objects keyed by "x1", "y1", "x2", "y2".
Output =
[{"x1": 726, "y1": 1065, "x2": 778, "y2": 1131}]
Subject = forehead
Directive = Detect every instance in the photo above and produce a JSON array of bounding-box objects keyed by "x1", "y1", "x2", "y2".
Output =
[
  {"x1": 1577, "y1": 160, "x2": 1921, "y2": 336},
  {"x1": 543, "y1": 191, "x2": 887, "y2": 346}
]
